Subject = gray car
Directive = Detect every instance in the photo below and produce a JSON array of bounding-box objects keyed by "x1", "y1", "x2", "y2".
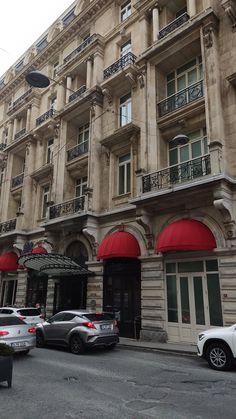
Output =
[
  {"x1": 36, "y1": 310, "x2": 119, "y2": 354},
  {"x1": 0, "y1": 314, "x2": 36, "y2": 354}
]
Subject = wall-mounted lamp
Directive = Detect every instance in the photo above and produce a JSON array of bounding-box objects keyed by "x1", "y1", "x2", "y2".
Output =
[
  {"x1": 169, "y1": 134, "x2": 189, "y2": 147},
  {"x1": 25, "y1": 71, "x2": 51, "y2": 88}
]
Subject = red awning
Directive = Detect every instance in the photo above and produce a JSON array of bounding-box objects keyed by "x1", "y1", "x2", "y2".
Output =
[
  {"x1": 0, "y1": 251, "x2": 19, "y2": 271},
  {"x1": 32, "y1": 246, "x2": 48, "y2": 254},
  {"x1": 156, "y1": 219, "x2": 216, "y2": 253},
  {"x1": 97, "y1": 231, "x2": 141, "y2": 260}
]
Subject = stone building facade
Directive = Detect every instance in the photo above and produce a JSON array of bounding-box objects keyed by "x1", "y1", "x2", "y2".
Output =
[{"x1": 0, "y1": 0, "x2": 236, "y2": 343}]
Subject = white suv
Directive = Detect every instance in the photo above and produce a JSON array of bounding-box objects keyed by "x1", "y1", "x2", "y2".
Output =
[
  {"x1": 0, "y1": 307, "x2": 44, "y2": 325},
  {"x1": 197, "y1": 324, "x2": 236, "y2": 371}
]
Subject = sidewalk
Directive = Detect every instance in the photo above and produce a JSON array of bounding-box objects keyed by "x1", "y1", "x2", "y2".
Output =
[{"x1": 118, "y1": 337, "x2": 197, "y2": 356}]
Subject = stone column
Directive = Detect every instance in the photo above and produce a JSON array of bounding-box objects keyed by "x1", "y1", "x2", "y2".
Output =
[
  {"x1": 15, "y1": 270, "x2": 28, "y2": 306},
  {"x1": 57, "y1": 80, "x2": 66, "y2": 111},
  {"x1": 7, "y1": 119, "x2": 14, "y2": 144},
  {"x1": 201, "y1": 17, "x2": 225, "y2": 169},
  {"x1": 86, "y1": 261, "x2": 104, "y2": 311},
  {"x1": 66, "y1": 75, "x2": 72, "y2": 103},
  {"x1": 187, "y1": 0, "x2": 197, "y2": 17},
  {"x1": 12, "y1": 118, "x2": 17, "y2": 142},
  {"x1": 139, "y1": 255, "x2": 167, "y2": 342},
  {"x1": 138, "y1": 15, "x2": 149, "y2": 52},
  {"x1": 26, "y1": 105, "x2": 31, "y2": 131},
  {"x1": 152, "y1": 5, "x2": 160, "y2": 42},
  {"x1": 93, "y1": 52, "x2": 104, "y2": 86},
  {"x1": 20, "y1": 140, "x2": 36, "y2": 229},
  {"x1": 45, "y1": 277, "x2": 55, "y2": 317},
  {"x1": 86, "y1": 57, "x2": 93, "y2": 88}
]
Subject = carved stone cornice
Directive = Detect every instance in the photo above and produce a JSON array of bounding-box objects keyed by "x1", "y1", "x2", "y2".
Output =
[
  {"x1": 202, "y1": 14, "x2": 219, "y2": 48},
  {"x1": 221, "y1": 0, "x2": 236, "y2": 30}
]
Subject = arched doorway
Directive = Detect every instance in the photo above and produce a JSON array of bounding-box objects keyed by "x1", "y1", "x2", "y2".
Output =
[{"x1": 53, "y1": 241, "x2": 88, "y2": 313}]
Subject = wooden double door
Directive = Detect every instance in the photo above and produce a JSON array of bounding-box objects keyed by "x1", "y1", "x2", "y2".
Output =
[{"x1": 103, "y1": 259, "x2": 141, "y2": 339}]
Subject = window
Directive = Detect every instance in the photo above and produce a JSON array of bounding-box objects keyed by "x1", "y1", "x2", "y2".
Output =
[
  {"x1": 78, "y1": 123, "x2": 89, "y2": 153},
  {"x1": 42, "y1": 186, "x2": 50, "y2": 218},
  {"x1": 46, "y1": 138, "x2": 54, "y2": 164},
  {"x1": 3, "y1": 128, "x2": 8, "y2": 144},
  {"x1": 120, "y1": 40, "x2": 132, "y2": 57},
  {"x1": 121, "y1": 0, "x2": 131, "y2": 22},
  {"x1": 75, "y1": 177, "x2": 87, "y2": 197},
  {"x1": 167, "y1": 56, "x2": 203, "y2": 97},
  {"x1": 36, "y1": 37, "x2": 48, "y2": 52},
  {"x1": 0, "y1": 168, "x2": 4, "y2": 186},
  {"x1": 52, "y1": 61, "x2": 59, "y2": 78},
  {"x1": 51, "y1": 96, "x2": 57, "y2": 112},
  {"x1": 169, "y1": 128, "x2": 208, "y2": 183},
  {"x1": 118, "y1": 153, "x2": 131, "y2": 195},
  {"x1": 176, "y1": 6, "x2": 187, "y2": 18},
  {"x1": 119, "y1": 93, "x2": 132, "y2": 127}
]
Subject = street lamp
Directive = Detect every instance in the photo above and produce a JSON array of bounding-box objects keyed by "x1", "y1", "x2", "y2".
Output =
[
  {"x1": 25, "y1": 71, "x2": 51, "y2": 88},
  {"x1": 169, "y1": 134, "x2": 189, "y2": 147}
]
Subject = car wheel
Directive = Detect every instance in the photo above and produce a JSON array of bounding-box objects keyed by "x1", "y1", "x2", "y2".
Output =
[
  {"x1": 36, "y1": 330, "x2": 44, "y2": 348},
  {"x1": 70, "y1": 335, "x2": 85, "y2": 355},
  {"x1": 21, "y1": 349, "x2": 30, "y2": 355},
  {"x1": 105, "y1": 343, "x2": 117, "y2": 350},
  {"x1": 206, "y1": 342, "x2": 233, "y2": 371}
]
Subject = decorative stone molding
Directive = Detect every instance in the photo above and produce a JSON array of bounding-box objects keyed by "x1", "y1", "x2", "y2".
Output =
[
  {"x1": 82, "y1": 227, "x2": 98, "y2": 257},
  {"x1": 213, "y1": 185, "x2": 236, "y2": 237},
  {"x1": 136, "y1": 209, "x2": 154, "y2": 249},
  {"x1": 202, "y1": 15, "x2": 219, "y2": 48},
  {"x1": 221, "y1": 0, "x2": 236, "y2": 30},
  {"x1": 23, "y1": 46, "x2": 38, "y2": 65},
  {"x1": 47, "y1": 20, "x2": 63, "y2": 42},
  {"x1": 102, "y1": 87, "x2": 113, "y2": 105},
  {"x1": 125, "y1": 72, "x2": 137, "y2": 88}
]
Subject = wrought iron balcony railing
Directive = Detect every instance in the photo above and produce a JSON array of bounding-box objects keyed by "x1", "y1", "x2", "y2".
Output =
[
  {"x1": 142, "y1": 155, "x2": 211, "y2": 193},
  {"x1": 103, "y1": 52, "x2": 137, "y2": 80},
  {"x1": 63, "y1": 34, "x2": 97, "y2": 65},
  {"x1": 159, "y1": 12, "x2": 190, "y2": 39},
  {"x1": 36, "y1": 108, "x2": 55, "y2": 126},
  {"x1": 49, "y1": 196, "x2": 85, "y2": 220},
  {"x1": 11, "y1": 89, "x2": 32, "y2": 109},
  {"x1": 67, "y1": 141, "x2": 89, "y2": 162},
  {"x1": 158, "y1": 80, "x2": 204, "y2": 117},
  {"x1": 11, "y1": 172, "x2": 24, "y2": 189},
  {"x1": 0, "y1": 218, "x2": 16, "y2": 235},
  {"x1": 0, "y1": 143, "x2": 6, "y2": 151},
  {"x1": 68, "y1": 85, "x2": 86, "y2": 103},
  {"x1": 14, "y1": 128, "x2": 26, "y2": 141}
]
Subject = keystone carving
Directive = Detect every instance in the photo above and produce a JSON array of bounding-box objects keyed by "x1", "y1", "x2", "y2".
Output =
[
  {"x1": 102, "y1": 88, "x2": 113, "y2": 105},
  {"x1": 221, "y1": 0, "x2": 236, "y2": 30},
  {"x1": 82, "y1": 227, "x2": 98, "y2": 257},
  {"x1": 136, "y1": 209, "x2": 154, "y2": 249}
]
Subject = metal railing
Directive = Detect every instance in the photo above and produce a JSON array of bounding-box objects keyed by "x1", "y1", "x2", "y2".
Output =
[
  {"x1": 103, "y1": 52, "x2": 137, "y2": 80},
  {"x1": 67, "y1": 141, "x2": 89, "y2": 161},
  {"x1": 158, "y1": 80, "x2": 204, "y2": 117},
  {"x1": 49, "y1": 196, "x2": 85, "y2": 219},
  {"x1": 142, "y1": 155, "x2": 211, "y2": 193},
  {"x1": 11, "y1": 172, "x2": 24, "y2": 189},
  {"x1": 36, "y1": 108, "x2": 55, "y2": 126},
  {"x1": 68, "y1": 85, "x2": 86, "y2": 103},
  {"x1": 63, "y1": 34, "x2": 97, "y2": 65},
  {"x1": 0, "y1": 218, "x2": 16, "y2": 235},
  {"x1": 0, "y1": 143, "x2": 6, "y2": 151},
  {"x1": 159, "y1": 12, "x2": 190, "y2": 39},
  {"x1": 11, "y1": 89, "x2": 32, "y2": 109},
  {"x1": 14, "y1": 128, "x2": 26, "y2": 141}
]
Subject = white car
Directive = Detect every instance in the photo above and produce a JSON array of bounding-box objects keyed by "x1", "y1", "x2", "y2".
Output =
[
  {"x1": 197, "y1": 324, "x2": 236, "y2": 370},
  {"x1": 0, "y1": 307, "x2": 44, "y2": 325}
]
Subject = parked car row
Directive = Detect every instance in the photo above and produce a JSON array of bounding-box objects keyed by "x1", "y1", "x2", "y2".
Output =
[{"x1": 0, "y1": 306, "x2": 44, "y2": 324}]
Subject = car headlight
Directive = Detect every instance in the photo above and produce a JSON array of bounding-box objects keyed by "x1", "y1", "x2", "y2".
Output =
[{"x1": 198, "y1": 333, "x2": 205, "y2": 341}]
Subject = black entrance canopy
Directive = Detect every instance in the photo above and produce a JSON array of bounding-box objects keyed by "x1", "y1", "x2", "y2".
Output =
[{"x1": 18, "y1": 254, "x2": 92, "y2": 276}]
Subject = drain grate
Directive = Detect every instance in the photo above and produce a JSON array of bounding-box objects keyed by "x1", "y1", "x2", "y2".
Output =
[{"x1": 64, "y1": 376, "x2": 78, "y2": 382}]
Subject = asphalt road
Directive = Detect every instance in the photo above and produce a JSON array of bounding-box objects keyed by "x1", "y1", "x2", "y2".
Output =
[{"x1": 1, "y1": 345, "x2": 236, "y2": 419}]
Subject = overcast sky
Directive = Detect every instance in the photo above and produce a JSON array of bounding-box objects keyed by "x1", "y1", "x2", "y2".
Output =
[{"x1": 0, "y1": 0, "x2": 75, "y2": 77}]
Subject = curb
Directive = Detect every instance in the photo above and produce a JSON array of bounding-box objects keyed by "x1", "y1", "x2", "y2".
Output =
[{"x1": 118, "y1": 343, "x2": 196, "y2": 357}]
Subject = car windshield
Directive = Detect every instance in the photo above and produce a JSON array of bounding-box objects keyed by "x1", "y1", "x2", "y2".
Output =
[
  {"x1": 0, "y1": 316, "x2": 25, "y2": 326},
  {"x1": 84, "y1": 313, "x2": 114, "y2": 322},
  {"x1": 17, "y1": 309, "x2": 41, "y2": 316}
]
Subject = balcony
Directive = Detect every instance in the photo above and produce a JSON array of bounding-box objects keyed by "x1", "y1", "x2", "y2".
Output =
[
  {"x1": 68, "y1": 85, "x2": 86, "y2": 103},
  {"x1": 14, "y1": 128, "x2": 26, "y2": 141},
  {"x1": 142, "y1": 155, "x2": 211, "y2": 193},
  {"x1": 159, "y1": 12, "x2": 190, "y2": 39},
  {"x1": 67, "y1": 141, "x2": 88, "y2": 162},
  {"x1": 0, "y1": 218, "x2": 16, "y2": 235},
  {"x1": 0, "y1": 143, "x2": 6, "y2": 151},
  {"x1": 11, "y1": 173, "x2": 24, "y2": 189},
  {"x1": 49, "y1": 196, "x2": 85, "y2": 220},
  {"x1": 36, "y1": 109, "x2": 55, "y2": 127},
  {"x1": 7, "y1": 89, "x2": 33, "y2": 115},
  {"x1": 103, "y1": 52, "x2": 137, "y2": 80},
  {"x1": 158, "y1": 80, "x2": 204, "y2": 117},
  {"x1": 63, "y1": 34, "x2": 97, "y2": 67}
]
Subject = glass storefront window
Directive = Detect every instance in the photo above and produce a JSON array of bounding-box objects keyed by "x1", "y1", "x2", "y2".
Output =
[
  {"x1": 180, "y1": 277, "x2": 190, "y2": 324},
  {"x1": 193, "y1": 276, "x2": 205, "y2": 325},
  {"x1": 205, "y1": 259, "x2": 218, "y2": 271},
  {"x1": 167, "y1": 275, "x2": 178, "y2": 322},
  {"x1": 166, "y1": 263, "x2": 176, "y2": 273},
  {"x1": 207, "y1": 273, "x2": 223, "y2": 326},
  {"x1": 178, "y1": 261, "x2": 203, "y2": 273}
]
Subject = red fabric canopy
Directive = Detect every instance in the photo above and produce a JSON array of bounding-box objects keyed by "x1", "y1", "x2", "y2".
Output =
[
  {"x1": 32, "y1": 246, "x2": 48, "y2": 254},
  {"x1": 0, "y1": 251, "x2": 19, "y2": 271},
  {"x1": 156, "y1": 219, "x2": 216, "y2": 253},
  {"x1": 97, "y1": 231, "x2": 141, "y2": 260}
]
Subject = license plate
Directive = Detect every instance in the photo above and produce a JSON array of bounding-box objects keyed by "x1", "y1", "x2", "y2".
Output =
[
  {"x1": 11, "y1": 342, "x2": 27, "y2": 348},
  {"x1": 100, "y1": 324, "x2": 111, "y2": 331}
]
